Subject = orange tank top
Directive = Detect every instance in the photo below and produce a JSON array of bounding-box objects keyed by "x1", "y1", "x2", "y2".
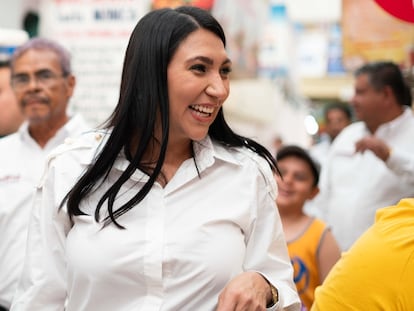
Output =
[{"x1": 287, "y1": 218, "x2": 328, "y2": 311}]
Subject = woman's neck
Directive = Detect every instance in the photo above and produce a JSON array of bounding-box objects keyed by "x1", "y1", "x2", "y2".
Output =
[
  {"x1": 138, "y1": 135, "x2": 193, "y2": 186},
  {"x1": 162, "y1": 138, "x2": 193, "y2": 183}
]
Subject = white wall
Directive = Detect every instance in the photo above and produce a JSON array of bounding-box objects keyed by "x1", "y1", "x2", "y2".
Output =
[
  {"x1": 224, "y1": 79, "x2": 311, "y2": 151},
  {"x1": 0, "y1": 0, "x2": 24, "y2": 29}
]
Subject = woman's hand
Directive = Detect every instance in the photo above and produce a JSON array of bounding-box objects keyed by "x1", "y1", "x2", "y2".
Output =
[{"x1": 216, "y1": 271, "x2": 272, "y2": 311}]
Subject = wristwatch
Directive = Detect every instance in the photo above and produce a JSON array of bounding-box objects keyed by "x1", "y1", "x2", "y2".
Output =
[{"x1": 266, "y1": 282, "x2": 279, "y2": 307}]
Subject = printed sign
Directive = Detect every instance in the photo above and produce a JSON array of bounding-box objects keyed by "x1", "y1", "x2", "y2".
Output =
[{"x1": 40, "y1": 0, "x2": 151, "y2": 126}]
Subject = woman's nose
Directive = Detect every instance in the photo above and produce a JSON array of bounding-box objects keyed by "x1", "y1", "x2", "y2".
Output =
[{"x1": 205, "y1": 74, "x2": 229, "y2": 101}]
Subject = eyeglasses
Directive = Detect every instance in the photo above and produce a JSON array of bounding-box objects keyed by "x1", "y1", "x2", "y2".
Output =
[{"x1": 11, "y1": 69, "x2": 67, "y2": 90}]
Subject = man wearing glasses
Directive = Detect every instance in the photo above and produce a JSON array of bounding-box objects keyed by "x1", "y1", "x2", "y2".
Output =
[{"x1": 0, "y1": 38, "x2": 89, "y2": 311}]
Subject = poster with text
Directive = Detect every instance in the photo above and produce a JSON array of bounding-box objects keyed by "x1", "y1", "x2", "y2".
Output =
[
  {"x1": 40, "y1": 0, "x2": 151, "y2": 126},
  {"x1": 342, "y1": 0, "x2": 414, "y2": 72}
]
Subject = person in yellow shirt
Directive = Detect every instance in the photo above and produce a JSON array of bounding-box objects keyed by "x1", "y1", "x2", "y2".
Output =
[
  {"x1": 312, "y1": 198, "x2": 414, "y2": 310},
  {"x1": 276, "y1": 145, "x2": 341, "y2": 310}
]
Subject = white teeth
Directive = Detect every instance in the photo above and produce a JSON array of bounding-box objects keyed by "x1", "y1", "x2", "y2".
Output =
[{"x1": 191, "y1": 104, "x2": 214, "y2": 114}]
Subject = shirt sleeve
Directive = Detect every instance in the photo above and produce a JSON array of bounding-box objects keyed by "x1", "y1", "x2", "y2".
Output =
[
  {"x1": 11, "y1": 158, "x2": 72, "y2": 311},
  {"x1": 386, "y1": 148, "x2": 414, "y2": 185},
  {"x1": 243, "y1": 161, "x2": 301, "y2": 311}
]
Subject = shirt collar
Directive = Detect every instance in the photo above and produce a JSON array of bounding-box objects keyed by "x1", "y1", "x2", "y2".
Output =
[
  {"x1": 17, "y1": 114, "x2": 88, "y2": 144},
  {"x1": 109, "y1": 135, "x2": 243, "y2": 182},
  {"x1": 193, "y1": 135, "x2": 243, "y2": 168},
  {"x1": 375, "y1": 107, "x2": 413, "y2": 134}
]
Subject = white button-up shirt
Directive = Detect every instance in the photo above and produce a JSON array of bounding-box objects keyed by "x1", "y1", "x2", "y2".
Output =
[
  {"x1": 0, "y1": 115, "x2": 90, "y2": 309},
  {"x1": 315, "y1": 108, "x2": 414, "y2": 250},
  {"x1": 11, "y1": 132, "x2": 300, "y2": 311}
]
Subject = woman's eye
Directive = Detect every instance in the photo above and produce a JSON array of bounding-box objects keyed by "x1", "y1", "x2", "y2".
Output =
[
  {"x1": 190, "y1": 64, "x2": 207, "y2": 73},
  {"x1": 220, "y1": 67, "x2": 232, "y2": 76}
]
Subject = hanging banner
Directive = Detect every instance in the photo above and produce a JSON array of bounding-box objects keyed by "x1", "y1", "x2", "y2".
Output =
[
  {"x1": 257, "y1": 2, "x2": 292, "y2": 79},
  {"x1": 39, "y1": 0, "x2": 151, "y2": 126},
  {"x1": 342, "y1": 0, "x2": 414, "y2": 71}
]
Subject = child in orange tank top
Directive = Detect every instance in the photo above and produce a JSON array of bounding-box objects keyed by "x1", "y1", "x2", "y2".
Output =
[{"x1": 275, "y1": 145, "x2": 341, "y2": 310}]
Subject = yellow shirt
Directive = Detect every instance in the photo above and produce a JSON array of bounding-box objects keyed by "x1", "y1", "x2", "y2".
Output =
[
  {"x1": 288, "y1": 218, "x2": 328, "y2": 310},
  {"x1": 312, "y1": 198, "x2": 414, "y2": 310}
]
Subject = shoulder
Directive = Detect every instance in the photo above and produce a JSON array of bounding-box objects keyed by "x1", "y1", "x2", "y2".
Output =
[
  {"x1": 48, "y1": 130, "x2": 106, "y2": 163},
  {"x1": 399, "y1": 109, "x2": 414, "y2": 130},
  {"x1": 214, "y1": 142, "x2": 277, "y2": 198},
  {"x1": 310, "y1": 140, "x2": 330, "y2": 157},
  {"x1": 375, "y1": 198, "x2": 414, "y2": 225},
  {"x1": 329, "y1": 122, "x2": 365, "y2": 150},
  {"x1": 337, "y1": 122, "x2": 365, "y2": 136},
  {"x1": 40, "y1": 130, "x2": 108, "y2": 186},
  {"x1": 304, "y1": 218, "x2": 329, "y2": 240},
  {"x1": 0, "y1": 133, "x2": 24, "y2": 162},
  {"x1": 0, "y1": 132, "x2": 20, "y2": 148},
  {"x1": 311, "y1": 218, "x2": 329, "y2": 230},
  {"x1": 218, "y1": 143, "x2": 274, "y2": 176}
]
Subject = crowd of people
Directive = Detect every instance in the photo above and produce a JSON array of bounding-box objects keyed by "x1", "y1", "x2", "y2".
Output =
[
  {"x1": 314, "y1": 61, "x2": 414, "y2": 251},
  {"x1": 1, "y1": 5, "x2": 414, "y2": 311},
  {"x1": 3, "y1": 6, "x2": 301, "y2": 311}
]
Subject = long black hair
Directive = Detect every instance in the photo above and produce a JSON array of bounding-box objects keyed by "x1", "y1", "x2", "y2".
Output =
[{"x1": 63, "y1": 6, "x2": 278, "y2": 227}]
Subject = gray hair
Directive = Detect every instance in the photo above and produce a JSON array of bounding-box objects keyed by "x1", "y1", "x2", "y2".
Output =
[{"x1": 10, "y1": 37, "x2": 72, "y2": 76}]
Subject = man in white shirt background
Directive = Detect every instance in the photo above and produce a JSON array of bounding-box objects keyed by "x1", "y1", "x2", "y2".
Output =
[
  {"x1": 0, "y1": 38, "x2": 89, "y2": 310},
  {"x1": 309, "y1": 102, "x2": 352, "y2": 167},
  {"x1": 314, "y1": 61, "x2": 414, "y2": 251}
]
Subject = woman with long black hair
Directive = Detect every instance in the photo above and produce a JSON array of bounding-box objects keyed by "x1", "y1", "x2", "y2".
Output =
[{"x1": 12, "y1": 6, "x2": 300, "y2": 311}]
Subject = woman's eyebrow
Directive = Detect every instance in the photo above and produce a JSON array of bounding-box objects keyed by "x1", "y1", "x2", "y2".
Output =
[{"x1": 187, "y1": 56, "x2": 232, "y2": 66}]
